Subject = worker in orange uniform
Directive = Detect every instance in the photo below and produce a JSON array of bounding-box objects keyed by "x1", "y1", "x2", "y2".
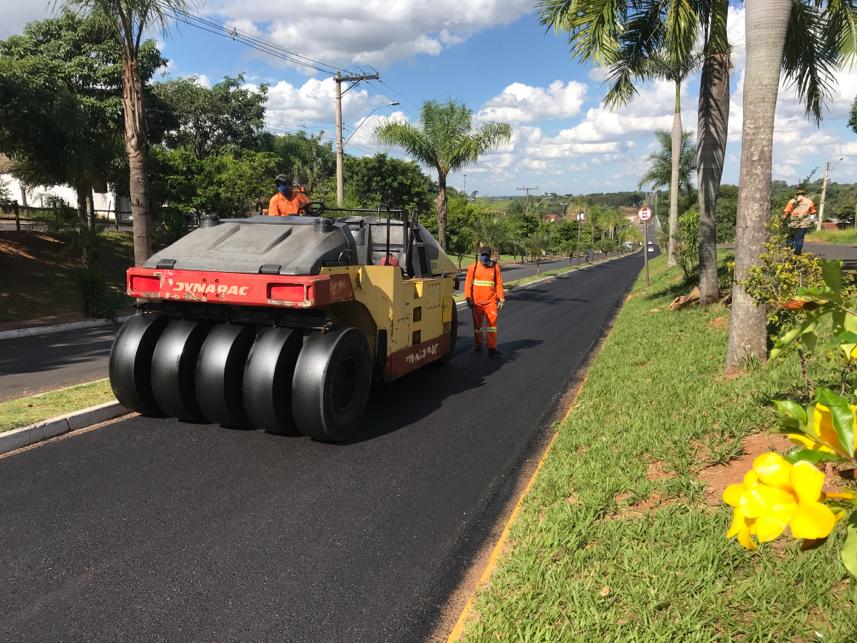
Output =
[
  {"x1": 267, "y1": 174, "x2": 309, "y2": 216},
  {"x1": 782, "y1": 185, "x2": 816, "y2": 255},
  {"x1": 465, "y1": 246, "x2": 505, "y2": 356}
]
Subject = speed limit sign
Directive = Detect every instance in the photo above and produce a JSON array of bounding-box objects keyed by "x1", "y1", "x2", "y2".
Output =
[{"x1": 638, "y1": 206, "x2": 652, "y2": 221}]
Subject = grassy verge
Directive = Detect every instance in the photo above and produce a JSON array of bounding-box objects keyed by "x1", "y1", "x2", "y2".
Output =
[
  {"x1": 0, "y1": 379, "x2": 115, "y2": 433},
  {"x1": 806, "y1": 228, "x2": 857, "y2": 245},
  {"x1": 460, "y1": 256, "x2": 857, "y2": 640}
]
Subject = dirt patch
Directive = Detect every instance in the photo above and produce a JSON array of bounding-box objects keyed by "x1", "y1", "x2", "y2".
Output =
[
  {"x1": 698, "y1": 433, "x2": 791, "y2": 505},
  {"x1": 647, "y1": 460, "x2": 676, "y2": 481},
  {"x1": 611, "y1": 490, "x2": 677, "y2": 520},
  {"x1": 0, "y1": 230, "x2": 132, "y2": 328},
  {"x1": 708, "y1": 316, "x2": 728, "y2": 330}
]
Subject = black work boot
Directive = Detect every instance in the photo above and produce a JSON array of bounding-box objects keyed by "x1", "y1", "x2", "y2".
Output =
[
  {"x1": 489, "y1": 348, "x2": 501, "y2": 357},
  {"x1": 474, "y1": 344, "x2": 483, "y2": 352}
]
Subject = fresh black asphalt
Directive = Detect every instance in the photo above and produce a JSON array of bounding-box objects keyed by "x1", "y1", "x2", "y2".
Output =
[
  {"x1": 0, "y1": 258, "x2": 581, "y2": 401},
  {"x1": 0, "y1": 253, "x2": 642, "y2": 641},
  {"x1": 0, "y1": 326, "x2": 119, "y2": 401}
]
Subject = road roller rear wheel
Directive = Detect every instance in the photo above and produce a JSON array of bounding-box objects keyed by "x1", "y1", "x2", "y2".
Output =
[
  {"x1": 242, "y1": 327, "x2": 303, "y2": 435},
  {"x1": 109, "y1": 313, "x2": 168, "y2": 416},
  {"x1": 151, "y1": 320, "x2": 211, "y2": 421},
  {"x1": 195, "y1": 324, "x2": 256, "y2": 428},
  {"x1": 292, "y1": 327, "x2": 372, "y2": 442}
]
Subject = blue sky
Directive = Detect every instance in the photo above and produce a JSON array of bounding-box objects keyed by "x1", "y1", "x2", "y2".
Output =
[{"x1": 4, "y1": 1, "x2": 857, "y2": 197}]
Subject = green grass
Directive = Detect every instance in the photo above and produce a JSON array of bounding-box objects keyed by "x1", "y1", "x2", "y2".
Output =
[
  {"x1": 0, "y1": 379, "x2": 115, "y2": 433},
  {"x1": 806, "y1": 228, "x2": 857, "y2": 245},
  {"x1": 460, "y1": 256, "x2": 857, "y2": 641}
]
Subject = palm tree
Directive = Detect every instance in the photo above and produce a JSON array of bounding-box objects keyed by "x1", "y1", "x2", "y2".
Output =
[
  {"x1": 639, "y1": 130, "x2": 696, "y2": 207},
  {"x1": 64, "y1": 0, "x2": 188, "y2": 265},
  {"x1": 539, "y1": 0, "x2": 699, "y2": 268},
  {"x1": 725, "y1": 0, "x2": 854, "y2": 368},
  {"x1": 694, "y1": 0, "x2": 730, "y2": 304},
  {"x1": 375, "y1": 100, "x2": 511, "y2": 249}
]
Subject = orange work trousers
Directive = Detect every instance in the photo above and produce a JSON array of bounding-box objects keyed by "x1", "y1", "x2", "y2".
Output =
[{"x1": 472, "y1": 300, "x2": 499, "y2": 350}]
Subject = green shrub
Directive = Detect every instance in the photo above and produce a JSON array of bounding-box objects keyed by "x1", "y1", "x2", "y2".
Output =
[
  {"x1": 75, "y1": 267, "x2": 123, "y2": 320},
  {"x1": 675, "y1": 209, "x2": 699, "y2": 279}
]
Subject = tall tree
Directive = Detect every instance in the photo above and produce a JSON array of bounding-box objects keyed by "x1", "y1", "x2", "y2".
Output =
[
  {"x1": 374, "y1": 100, "x2": 511, "y2": 249},
  {"x1": 65, "y1": 0, "x2": 188, "y2": 266},
  {"x1": 155, "y1": 75, "x2": 268, "y2": 159},
  {"x1": 725, "y1": 0, "x2": 793, "y2": 368},
  {"x1": 0, "y1": 11, "x2": 163, "y2": 261},
  {"x1": 696, "y1": 0, "x2": 731, "y2": 304},
  {"x1": 725, "y1": 0, "x2": 856, "y2": 367},
  {"x1": 639, "y1": 130, "x2": 696, "y2": 207}
]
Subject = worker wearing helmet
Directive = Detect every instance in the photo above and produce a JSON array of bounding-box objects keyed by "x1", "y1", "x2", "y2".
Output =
[
  {"x1": 782, "y1": 185, "x2": 816, "y2": 255},
  {"x1": 267, "y1": 174, "x2": 309, "y2": 216},
  {"x1": 465, "y1": 246, "x2": 505, "y2": 356}
]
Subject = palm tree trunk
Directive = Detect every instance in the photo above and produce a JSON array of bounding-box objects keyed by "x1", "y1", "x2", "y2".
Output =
[
  {"x1": 121, "y1": 53, "x2": 151, "y2": 266},
  {"x1": 667, "y1": 81, "x2": 682, "y2": 267},
  {"x1": 697, "y1": 0, "x2": 730, "y2": 306},
  {"x1": 436, "y1": 172, "x2": 448, "y2": 250},
  {"x1": 76, "y1": 183, "x2": 90, "y2": 267},
  {"x1": 725, "y1": 0, "x2": 792, "y2": 369}
]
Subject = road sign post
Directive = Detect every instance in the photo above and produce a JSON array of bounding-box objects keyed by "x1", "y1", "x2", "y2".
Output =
[{"x1": 639, "y1": 206, "x2": 652, "y2": 286}]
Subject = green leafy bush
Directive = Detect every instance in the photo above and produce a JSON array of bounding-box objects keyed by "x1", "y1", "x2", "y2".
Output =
[
  {"x1": 75, "y1": 267, "x2": 122, "y2": 320},
  {"x1": 675, "y1": 209, "x2": 700, "y2": 279}
]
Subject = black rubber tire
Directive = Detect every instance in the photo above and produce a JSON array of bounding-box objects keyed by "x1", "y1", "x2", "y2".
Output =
[
  {"x1": 242, "y1": 327, "x2": 303, "y2": 435},
  {"x1": 195, "y1": 324, "x2": 256, "y2": 428},
  {"x1": 440, "y1": 300, "x2": 458, "y2": 364},
  {"x1": 292, "y1": 327, "x2": 372, "y2": 442},
  {"x1": 150, "y1": 320, "x2": 210, "y2": 421},
  {"x1": 109, "y1": 313, "x2": 168, "y2": 416}
]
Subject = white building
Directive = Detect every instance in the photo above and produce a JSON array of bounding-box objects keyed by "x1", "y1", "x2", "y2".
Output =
[{"x1": 0, "y1": 154, "x2": 130, "y2": 220}]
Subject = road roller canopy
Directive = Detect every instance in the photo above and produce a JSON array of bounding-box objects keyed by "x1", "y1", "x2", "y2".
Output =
[{"x1": 144, "y1": 213, "x2": 455, "y2": 278}]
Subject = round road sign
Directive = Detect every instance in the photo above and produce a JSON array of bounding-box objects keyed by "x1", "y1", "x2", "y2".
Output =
[{"x1": 638, "y1": 206, "x2": 652, "y2": 221}]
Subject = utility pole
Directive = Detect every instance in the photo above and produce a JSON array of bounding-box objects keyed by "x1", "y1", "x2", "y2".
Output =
[
  {"x1": 817, "y1": 157, "x2": 845, "y2": 231},
  {"x1": 463, "y1": 174, "x2": 467, "y2": 197},
  {"x1": 817, "y1": 161, "x2": 830, "y2": 232},
  {"x1": 517, "y1": 186, "x2": 538, "y2": 216},
  {"x1": 335, "y1": 71, "x2": 379, "y2": 206}
]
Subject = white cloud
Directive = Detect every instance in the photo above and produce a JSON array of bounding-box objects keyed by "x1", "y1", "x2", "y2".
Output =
[
  {"x1": 0, "y1": 0, "x2": 54, "y2": 38},
  {"x1": 477, "y1": 80, "x2": 587, "y2": 123},
  {"x1": 193, "y1": 74, "x2": 212, "y2": 88},
  {"x1": 257, "y1": 77, "x2": 388, "y2": 132},
  {"x1": 208, "y1": 0, "x2": 532, "y2": 68}
]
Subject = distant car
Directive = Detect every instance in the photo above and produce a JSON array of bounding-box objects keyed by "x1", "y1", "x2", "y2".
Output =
[{"x1": 648, "y1": 246, "x2": 655, "y2": 253}]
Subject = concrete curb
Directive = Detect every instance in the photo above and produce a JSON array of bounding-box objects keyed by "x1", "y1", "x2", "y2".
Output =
[
  {"x1": 0, "y1": 401, "x2": 126, "y2": 455},
  {"x1": 0, "y1": 315, "x2": 132, "y2": 341}
]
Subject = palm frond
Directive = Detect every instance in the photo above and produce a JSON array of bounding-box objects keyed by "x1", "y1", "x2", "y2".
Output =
[
  {"x1": 823, "y1": 0, "x2": 857, "y2": 61},
  {"x1": 782, "y1": 1, "x2": 838, "y2": 124},
  {"x1": 374, "y1": 121, "x2": 439, "y2": 170}
]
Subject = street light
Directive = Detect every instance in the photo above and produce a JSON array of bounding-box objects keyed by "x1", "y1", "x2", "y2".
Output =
[{"x1": 343, "y1": 101, "x2": 400, "y2": 145}]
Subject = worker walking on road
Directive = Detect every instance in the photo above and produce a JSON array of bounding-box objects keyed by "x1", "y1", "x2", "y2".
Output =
[
  {"x1": 782, "y1": 186, "x2": 817, "y2": 255},
  {"x1": 465, "y1": 246, "x2": 505, "y2": 356},
  {"x1": 267, "y1": 174, "x2": 309, "y2": 216}
]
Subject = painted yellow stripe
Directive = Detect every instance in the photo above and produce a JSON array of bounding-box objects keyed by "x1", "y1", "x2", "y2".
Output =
[{"x1": 446, "y1": 379, "x2": 588, "y2": 642}]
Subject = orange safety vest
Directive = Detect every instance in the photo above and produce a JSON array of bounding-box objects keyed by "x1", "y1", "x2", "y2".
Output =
[
  {"x1": 267, "y1": 190, "x2": 309, "y2": 216},
  {"x1": 465, "y1": 261, "x2": 505, "y2": 306}
]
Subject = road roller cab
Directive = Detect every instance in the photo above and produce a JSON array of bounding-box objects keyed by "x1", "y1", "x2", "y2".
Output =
[{"x1": 109, "y1": 207, "x2": 458, "y2": 442}]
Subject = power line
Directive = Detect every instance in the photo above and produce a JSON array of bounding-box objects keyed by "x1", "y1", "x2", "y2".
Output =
[{"x1": 159, "y1": 2, "x2": 356, "y2": 77}]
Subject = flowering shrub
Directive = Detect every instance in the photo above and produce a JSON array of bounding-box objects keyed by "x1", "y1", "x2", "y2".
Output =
[{"x1": 724, "y1": 261, "x2": 857, "y2": 577}]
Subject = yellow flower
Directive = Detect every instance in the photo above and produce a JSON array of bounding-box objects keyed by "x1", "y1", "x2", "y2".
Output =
[
  {"x1": 722, "y1": 453, "x2": 836, "y2": 549},
  {"x1": 787, "y1": 403, "x2": 857, "y2": 457}
]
